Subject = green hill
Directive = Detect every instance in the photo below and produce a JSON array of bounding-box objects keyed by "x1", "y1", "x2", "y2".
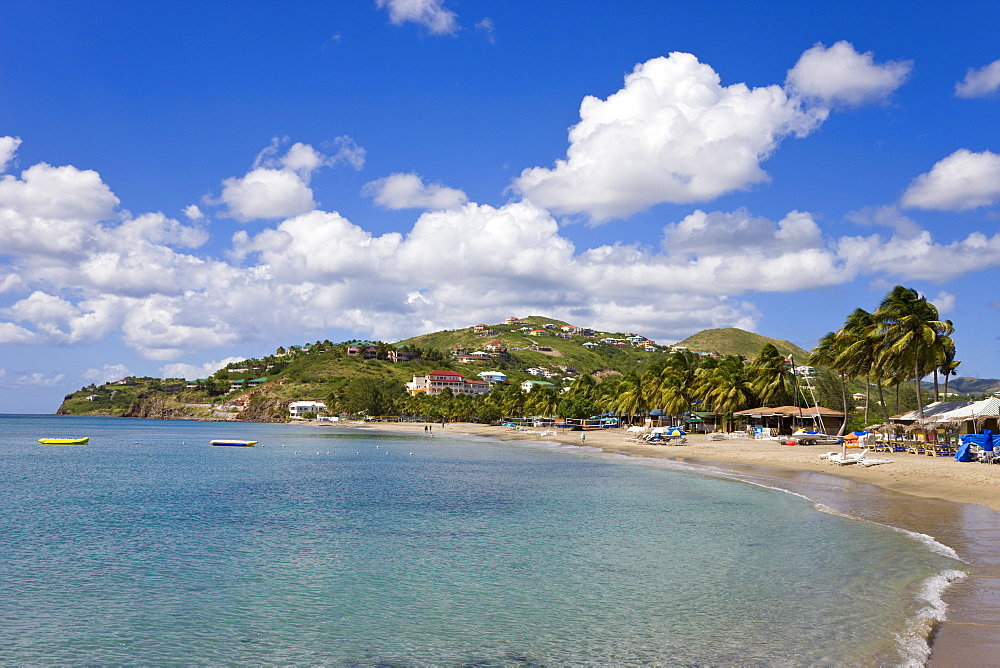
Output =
[
  {"x1": 675, "y1": 328, "x2": 810, "y2": 362},
  {"x1": 55, "y1": 320, "x2": 815, "y2": 419}
]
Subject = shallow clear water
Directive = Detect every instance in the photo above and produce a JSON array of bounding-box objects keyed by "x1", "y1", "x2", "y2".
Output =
[{"x1": 1, "y1": 416, "x2": 963, "y2": 665}]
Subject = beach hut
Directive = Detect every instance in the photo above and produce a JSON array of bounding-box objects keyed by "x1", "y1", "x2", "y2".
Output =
[{"x1": 926, "y1": 397, "x2": 1000, "y2": 434}]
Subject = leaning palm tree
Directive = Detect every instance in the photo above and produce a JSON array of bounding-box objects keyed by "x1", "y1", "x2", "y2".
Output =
[
  {"x1": 834, "y1": 308, "x2": 892, "y2": 426},
  {"x1": 875, "y1": 286, "x2": 953, "y2": 419}
]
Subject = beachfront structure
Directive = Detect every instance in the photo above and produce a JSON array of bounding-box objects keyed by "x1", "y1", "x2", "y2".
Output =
[
  {"x1": 407, "y1": 371, "x2": 490, "y2": 397},
  {"x1": 921, "y1": 397, "x2": 1000, "y2": 433},
  {"x1": 478, "y1": 371, "x2": 507, "y2": 385},
  {"x1": 289, "y1": 400, "x2": 327, "y2": 416},
  {"x1": 890, "y1": 400, "x2": 973, "y2": 426},
  {"x1": 733, "y1": 405, "x2": 845, "y2": 435}
]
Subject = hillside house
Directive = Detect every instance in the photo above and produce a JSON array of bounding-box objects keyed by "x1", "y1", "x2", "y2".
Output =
[
  {"x1": 478, "y1": 371, "x2": 507, "y2": 385},
  {"x1": 388, "y1": 345, "x2": 418, "y2": 363},
  {"x1": 347, "y1": 341, "x2": 378, "y2": 359},
  {"x1": 484, "y1": 340, "x2": 507, "y2": 353},
  {"x1": 407, "y1": 371, "x2": 490, "y2": 397},
  {"x1": 521, "y1": 380, "x2": 556, "y2": 392}
]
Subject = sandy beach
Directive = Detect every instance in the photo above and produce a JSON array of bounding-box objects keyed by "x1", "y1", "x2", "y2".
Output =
[{"x1": 319, "y1": 420, "x2": 1000, "y2": 665}]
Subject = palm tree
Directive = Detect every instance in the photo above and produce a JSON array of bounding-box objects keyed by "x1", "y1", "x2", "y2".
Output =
[
  {"x1": 695, "y1": 355, "x2": 755, "y2": 430},
  {"x1": 940, "y1": 350, "x2": 961, "y2": 401},
  {"x1": 834, "y1": 308, "x2": 892, "y2": 426},
  {"x1": 930, "y1": 330, "x2": 957, "y2": 402},
  {"x1": 809, "y1": 331, "x2": 850, "y2": 434},
  {"x1": 875, "y1": 286, "x2": 953, "y2": 419},
  {"x1": 566, "y1": 373, "x2": 598, "y2": 401},
  {"x1": 750, "y1": 344, "x2": 794, "y2": 408},
  {"x1": 612, "y1": 372, "x2": 649, "y2": 425}
]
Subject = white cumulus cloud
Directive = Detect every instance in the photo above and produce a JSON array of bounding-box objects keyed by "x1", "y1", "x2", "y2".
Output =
[
  {"x1": 931, "y1": 291, "x2": 956, "y2": 314},
  {"x1": 0, "y1": 367, "x2": 66, "y2": 387},
  {"x1": 81, "y1": 364, "x2": 132, "y2": 384},
  {"x1": 376, "y1": 0, "x2": 458, "y2": 35},
  {"x1": 0, "y1": 136, "x2": 22, "y2": 173},
  {"x1": 217, "y1": 139, "x2": 364, "y2": 222},
  {"x1": 785, "y1": 40, "x2": 911, "y2": 107},
  {"x1": 160, "y1": 357, "x2": 246, "y2": 381},
  {"x1": 955, "y1": 59, "x2": 1000, "y2": 98},
  {"x1": 513, "y1": 52, "x2": 827, "y2": 222},
  {"x1": 901, "y1": 149, "x2": 1000, "y2": 210},
  {"x1": 362, "y1": 173, "x2": 468, "y2": 210}
]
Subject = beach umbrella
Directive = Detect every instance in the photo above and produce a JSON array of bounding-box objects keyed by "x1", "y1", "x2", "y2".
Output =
[{"x1": 669, "y1": 428, "x2": 686, "y2": 436}]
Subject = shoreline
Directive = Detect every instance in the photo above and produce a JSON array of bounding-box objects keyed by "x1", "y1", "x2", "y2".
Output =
[{"x1": 316, "y1": 420, "x2": 1000, "y2": 665}]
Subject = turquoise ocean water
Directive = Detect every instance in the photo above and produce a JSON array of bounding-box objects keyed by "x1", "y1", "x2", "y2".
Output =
[{"x1": 1, "y1": 416, "x2": 965, "y2": 665}]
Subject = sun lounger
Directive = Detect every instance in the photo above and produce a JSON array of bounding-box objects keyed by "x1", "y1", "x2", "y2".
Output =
[
  {"x1": 826, "y1": 448, "x2": 870, "y2": 465},
  {"x1": 857, "y1": 457, "x2": 893, "y2": 467}
]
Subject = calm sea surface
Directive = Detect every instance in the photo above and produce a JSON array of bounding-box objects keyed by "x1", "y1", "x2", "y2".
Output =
[{"x1": 1, "y1": 416, "x2": 965, "y2": 665}]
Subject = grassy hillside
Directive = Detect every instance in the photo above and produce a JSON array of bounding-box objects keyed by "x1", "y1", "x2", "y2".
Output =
[
  {"x1": 56, "y1": 319, "x2": 827, "y2": 419},
  {"x1": 675, "y1": 328, "x2": 810, "y2": 362}
]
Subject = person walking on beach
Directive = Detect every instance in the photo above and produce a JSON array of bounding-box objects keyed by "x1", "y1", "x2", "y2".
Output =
[{"x1": 580, "y1": 432, "x2": 586, "y2": 444}]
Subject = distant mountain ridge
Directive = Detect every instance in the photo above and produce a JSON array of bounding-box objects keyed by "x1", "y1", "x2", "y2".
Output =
[
  {"x1": 674, "y1": 328, "x2": 810, "y2": 361},
  {"x1": 921, "y1": 376, "x2": 1000, "y2": 396}
]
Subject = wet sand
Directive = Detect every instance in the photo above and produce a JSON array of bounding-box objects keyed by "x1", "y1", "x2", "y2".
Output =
[{"x1": 315, "y1": 421, "x2": 1000, "y2": 665}]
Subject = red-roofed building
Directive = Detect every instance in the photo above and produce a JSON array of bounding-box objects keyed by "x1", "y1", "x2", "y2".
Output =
[
  {"x1": 406, "y1": 370, "x2": 491, "y2": 396},
  {"x1": 484, "y1": 340, "x2": 507, "y2": 353}
]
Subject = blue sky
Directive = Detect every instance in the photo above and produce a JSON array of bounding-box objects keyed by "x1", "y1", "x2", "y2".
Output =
[{"x1": 2, "y1": 0, "x2": 1000, "y2": 413}]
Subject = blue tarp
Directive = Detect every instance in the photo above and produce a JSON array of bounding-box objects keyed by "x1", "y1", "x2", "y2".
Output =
[{"x1": 956, "y1": 430, "x2": 995, "y2": 461}]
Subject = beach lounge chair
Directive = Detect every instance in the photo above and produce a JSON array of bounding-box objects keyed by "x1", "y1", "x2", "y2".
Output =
[
  {"x1": 827, "y1": 448, "x2": 870, "y2": 465},
  {"x1": 857, "y1": 457, "x2": 893, "y2": 467}
]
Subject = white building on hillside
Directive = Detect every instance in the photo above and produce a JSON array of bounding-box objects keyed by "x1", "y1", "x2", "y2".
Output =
[{"x1": 289, "y1": 400, "x2": 327, "y2": 416}]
